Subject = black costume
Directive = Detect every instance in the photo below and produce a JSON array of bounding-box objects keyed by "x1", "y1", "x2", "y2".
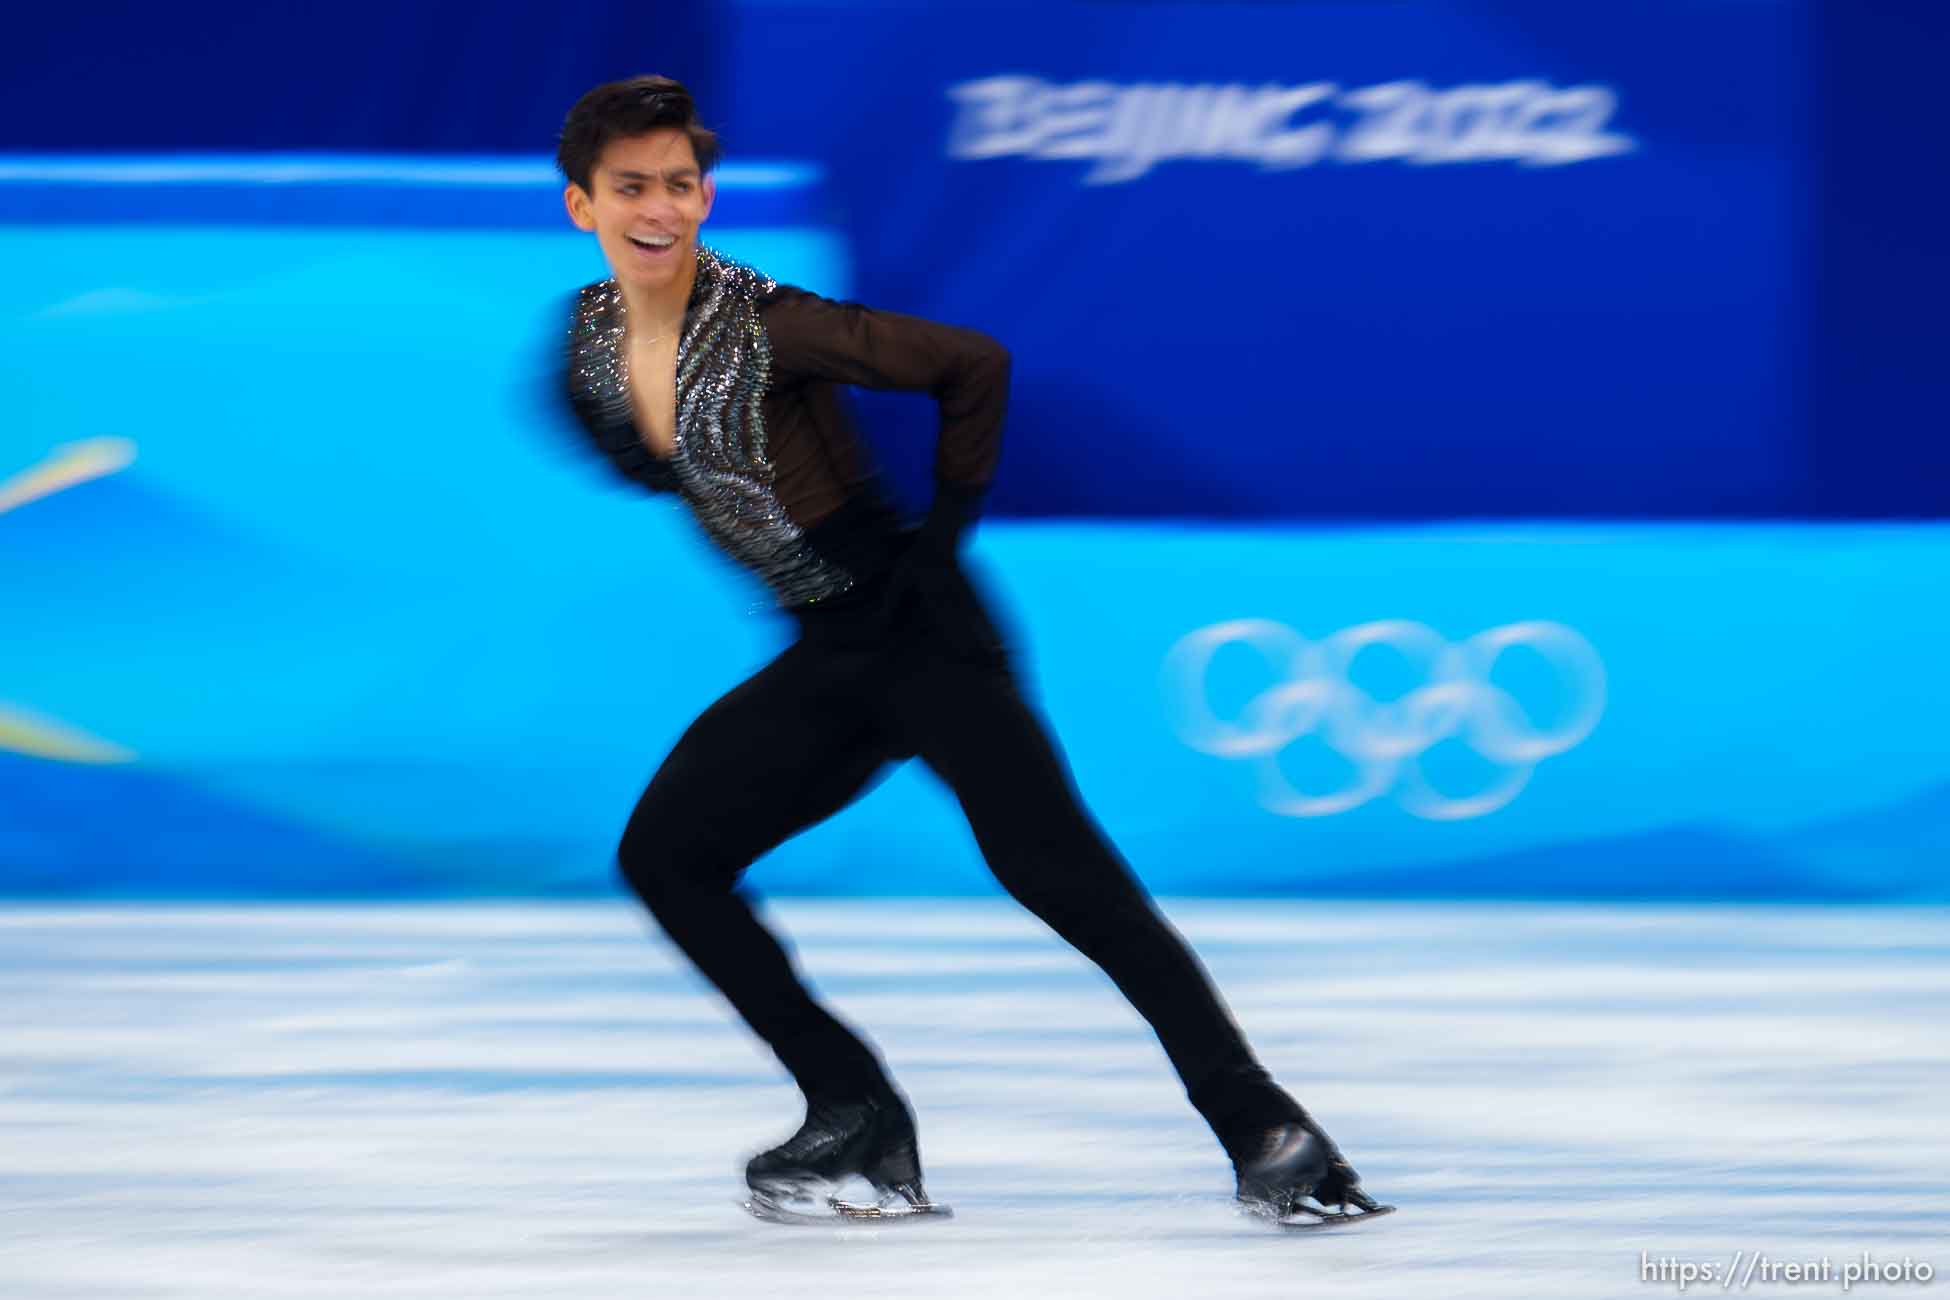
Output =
[{"x1": 559, "y1": 247, "x2": 1386, "y2": 1223}]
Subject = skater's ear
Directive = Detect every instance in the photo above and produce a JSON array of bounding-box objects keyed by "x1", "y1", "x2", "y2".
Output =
[
  {"x1": 564, "y1": 183, "x2": 598, "y2": 233},
  {"x1": 696, "y1": 171, "x2": 716, "y2": 227}
]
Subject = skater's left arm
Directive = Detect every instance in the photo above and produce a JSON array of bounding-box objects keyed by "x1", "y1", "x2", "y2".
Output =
[{"x1": 762, "y1": 285, "x2": 1008, "y2": 553}]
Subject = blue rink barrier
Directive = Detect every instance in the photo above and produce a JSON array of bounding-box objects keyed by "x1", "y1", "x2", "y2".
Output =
[{"x1": 2, "y1": 505, "x2": 1946, "y2": 901}]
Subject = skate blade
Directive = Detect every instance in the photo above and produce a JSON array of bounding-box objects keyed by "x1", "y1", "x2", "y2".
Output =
[
  {"x1": 1239, "y1": 1193, "x2": 1397, "y2": 1231},
  {"x1": 831, "y1": 1196, "x2": 954, "y2": 1222},
  {"x1": 744, "y1": 1189, "x2": 954, "y2": 1226}
]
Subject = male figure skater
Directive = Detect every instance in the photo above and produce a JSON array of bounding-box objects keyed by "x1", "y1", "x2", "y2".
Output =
[{"x1": 553, "y1": 75, "x2": 1391, "y2": 1228}]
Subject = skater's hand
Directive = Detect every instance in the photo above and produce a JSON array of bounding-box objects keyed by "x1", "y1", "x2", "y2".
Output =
[
  {"x1": 889, "y1": 482, "x2": 979, "y2": 606},
  {"x1": 885, "y1": 479, "x2": 983, "y2": 611},
  {"x1": 884, "y1": 489, "x2": 1008, "y2": 667},
  {"x1": 913, "y1": 479, "x2": 986, "y2": 562}
]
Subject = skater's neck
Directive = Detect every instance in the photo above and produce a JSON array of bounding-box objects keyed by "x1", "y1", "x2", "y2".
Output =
[{"x1": 619, "y1": 260, "x2": 697, "y2": 341}]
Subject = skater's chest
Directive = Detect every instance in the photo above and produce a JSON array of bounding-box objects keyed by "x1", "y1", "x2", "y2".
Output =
[{"x1": 627, "y1": 338, "x2": 679, "y2": 461}]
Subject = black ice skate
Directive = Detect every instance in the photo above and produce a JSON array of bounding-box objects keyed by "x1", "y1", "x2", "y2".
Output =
[
  {"x1": 1232, "y1": 1114, "x2": 1395, "y2": 1230},
  {"x1": 742, "y1": 1093, "x2": 952, "y2": 1224}
]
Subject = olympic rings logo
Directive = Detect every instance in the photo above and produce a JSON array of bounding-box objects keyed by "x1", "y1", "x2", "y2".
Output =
[{"x1": 1160, "y1": 619, "x2": 1605, "y2": 820}]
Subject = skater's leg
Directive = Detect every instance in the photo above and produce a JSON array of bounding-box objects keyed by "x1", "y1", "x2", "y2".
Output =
[
  {"x1": 618, "y1": 641, "x2": 896, "y2": 1102},
  {"x1": 892, "y1": 652, "x2": 1303, "y2": 1152},
  {"x1": 894, "y1": 635, "x2": 1388, "y2": 1221}
]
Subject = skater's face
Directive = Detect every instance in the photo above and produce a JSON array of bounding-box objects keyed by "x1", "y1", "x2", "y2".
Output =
[{"x1": 564, "y1": 129, "x2": 716, "y2": 293}]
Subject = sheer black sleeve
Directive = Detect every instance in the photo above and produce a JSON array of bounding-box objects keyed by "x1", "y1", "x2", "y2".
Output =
[{"x1": 760, "y1": 284, "x2": 1009, "y2": 492}]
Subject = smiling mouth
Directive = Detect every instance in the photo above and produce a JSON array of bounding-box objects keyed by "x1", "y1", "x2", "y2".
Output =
[{"x1": 627, "y1": 234, "x2": 678, "y2": 254}]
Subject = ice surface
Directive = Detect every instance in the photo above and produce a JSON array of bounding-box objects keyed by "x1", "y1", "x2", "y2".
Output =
[{"x1": 2, "y1": 901, "x2": 1946, "y2": 1298}]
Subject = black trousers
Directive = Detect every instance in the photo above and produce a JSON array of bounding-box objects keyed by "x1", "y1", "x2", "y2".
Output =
[{"x1": 615, "y1": 561, "x2": 1302, "y2": 1156}]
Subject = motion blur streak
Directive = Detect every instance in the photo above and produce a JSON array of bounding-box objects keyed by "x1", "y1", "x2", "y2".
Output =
[
  {"x1": 0, "y1": 438, "x2": 136, "y2": 516},
  {"x1": 2, "y1": 438, "x2": 138, "y2": 763}
]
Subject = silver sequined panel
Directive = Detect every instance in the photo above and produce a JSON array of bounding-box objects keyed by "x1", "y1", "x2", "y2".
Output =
[
  {"x1": 567, "y1": 248, "x2": 855, "y2": 608},
  {"x1": 568, "y1": 279, "x2": 631, "y2": 433}
]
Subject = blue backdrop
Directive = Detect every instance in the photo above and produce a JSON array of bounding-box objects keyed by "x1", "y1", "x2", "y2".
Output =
[{"x1": 3, "y1": 0, "x2": 1946, "y2": 519}]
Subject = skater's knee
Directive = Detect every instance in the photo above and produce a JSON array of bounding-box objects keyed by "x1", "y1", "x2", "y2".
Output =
[
  {"x1": 616, "y1": 814, "x2": 743, "y2": 908},
  {"x1": 616, "y1": 824, "x2": 684, "y2": 907},
  {"x1": 614, "y1": 836, "x2": 671, "y2": 908}
]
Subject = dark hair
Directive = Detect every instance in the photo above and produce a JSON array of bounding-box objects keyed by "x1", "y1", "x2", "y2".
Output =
[{"x1": 555, "y1": 75, "x2": 721, "y2": 192}]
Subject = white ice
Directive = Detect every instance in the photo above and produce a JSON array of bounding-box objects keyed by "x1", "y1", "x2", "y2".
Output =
[{"x1": 2, "y1": 901, "x2": 1946, "y2": 1298}]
